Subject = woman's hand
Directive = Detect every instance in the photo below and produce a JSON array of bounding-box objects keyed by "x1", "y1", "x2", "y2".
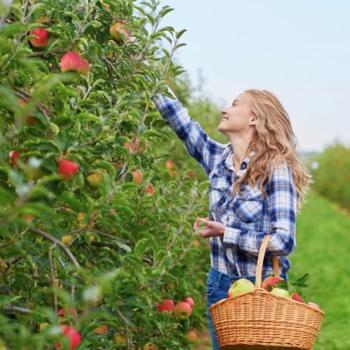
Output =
[{"x1": 193, "y1": 217, "x2": 226, "y2": 238}]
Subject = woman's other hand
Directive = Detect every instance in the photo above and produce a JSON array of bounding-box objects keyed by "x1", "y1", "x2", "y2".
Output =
[{"x1": 193, "y1": 217, "x2": 225, "y2": 238}]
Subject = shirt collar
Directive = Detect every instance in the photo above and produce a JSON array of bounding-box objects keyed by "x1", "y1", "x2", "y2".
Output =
[{"x1": 222, "y1": 143, "x2": 256, "y2": 177}]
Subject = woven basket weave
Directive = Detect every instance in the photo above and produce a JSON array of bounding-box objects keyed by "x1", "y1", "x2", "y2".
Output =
[{"x1": 209, "y1": 235, "x2": 325, "y2": 350}]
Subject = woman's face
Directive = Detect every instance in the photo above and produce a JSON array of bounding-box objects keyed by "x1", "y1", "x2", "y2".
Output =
[{"x1": 218, "y1": 92, "x2": 256, "y2": 134}]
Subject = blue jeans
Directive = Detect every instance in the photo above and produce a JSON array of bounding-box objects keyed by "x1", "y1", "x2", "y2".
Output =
[{"x1": 206, "y1": 267, "x2": 288, "y2": 350}]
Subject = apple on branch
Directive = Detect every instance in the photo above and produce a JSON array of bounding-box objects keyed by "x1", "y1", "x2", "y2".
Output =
[
  {"x1": 87, "y1": 171, "x2": 104, "y2": 188},
  {"x1": 114, "y1": 334, "x2": 126, "y2": 346},
  {"x1": 182, "y1": 297, "x2": 195, "y2": 309},
  {"x1": 156, "y1": 298, "x2": 175, "y2": 313},
  {"x1": 60, "y1": 51, "x2": 90, "y2": 75},
  {"x1": 58, "y1": 159, "x2": 79, "y2": 180},
  {"x1": 61, "y1": 235, "x2": 73, "y2": 245},
  {"x1": 143, "y1": 342, "x2": 158, "y2": 350},
  {"x1": 8, "y1": 150, "x2": 20, "y2": 167},
  {"x1": 54, "y1": 325, "x2": 81, "y2": 350},
  {"x1": 94, "y1": 325, "x2": 108, "y2": 334},
  {"x1": 145, "y1": 184, "x2": 155, "y2": 196},
  {"x1": 29, "y1": 27, "x2": 49, "y2": 48},
  {"x1": 132, "y1": 169, "x2": 143, "y2": 184},
  {"x1": 109, "y1": 20, "x2": 133, "y2": 45},
  {"x1": 187, "y1": 329, "x2": 198, "y2": 342},
  {"x1": 173, "y1": 301, "x2": 192, "y2": 319}
]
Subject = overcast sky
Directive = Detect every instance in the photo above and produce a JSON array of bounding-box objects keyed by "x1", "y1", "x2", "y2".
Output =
[{"x1": 158, "y1": 0, "x2": 350, "y2": 153}]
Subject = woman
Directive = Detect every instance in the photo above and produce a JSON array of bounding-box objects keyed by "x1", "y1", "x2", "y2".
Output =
[{"x1": 151, "y1": 86, "x2": 311, "y2": 350}]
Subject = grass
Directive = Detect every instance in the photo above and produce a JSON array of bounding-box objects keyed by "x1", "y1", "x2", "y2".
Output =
[
  {"x1": 192, "y1": 189, "x2": 350, "y2": 350},
  {"x1": 289, "y1": 189, "x2": 350, "y2": 349}
]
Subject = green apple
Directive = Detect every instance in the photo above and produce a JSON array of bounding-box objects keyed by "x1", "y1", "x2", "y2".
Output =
[
  {"x1": 87, "y1": 171, "x2": 104, "y2": 188},
  {"x1": 227, "y1": 278, "x2": 254, "y2": 298},
  {"x1": 270, "y1": 287, "x2": 290, "y2": 298}
]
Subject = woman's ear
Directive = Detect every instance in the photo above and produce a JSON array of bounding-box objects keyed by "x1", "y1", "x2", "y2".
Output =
[{"x1": 249, "y1": 112, "x2": 257, "y2": 125}]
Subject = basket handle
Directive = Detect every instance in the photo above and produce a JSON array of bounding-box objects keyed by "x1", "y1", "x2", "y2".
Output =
[{"x1": 255, "y1": 234, "x2": 280, "y2": 288}]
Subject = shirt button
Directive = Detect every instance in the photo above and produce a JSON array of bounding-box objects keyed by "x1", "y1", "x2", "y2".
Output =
[{"x1": 240, "y1": 162, "x2": 247, "y2": 170}]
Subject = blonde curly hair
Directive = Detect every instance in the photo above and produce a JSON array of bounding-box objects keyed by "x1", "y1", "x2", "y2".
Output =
[{"x1": 233, "y1": 89, "x2": 312, "y2": 211}]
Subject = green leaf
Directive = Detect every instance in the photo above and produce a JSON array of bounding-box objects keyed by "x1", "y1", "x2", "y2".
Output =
[
  {"x1": 176, "y1": 29, "x2": 187, "y2": 40},
  {"x1": 0, "y1": 295, "x2": 22, "y2": 308},
  {"x1": 159, "y1": 6, "x2": 174, "y2": 18},
  {"x1": 290, "y1": 273, "x2": 310, "y2": 289}
]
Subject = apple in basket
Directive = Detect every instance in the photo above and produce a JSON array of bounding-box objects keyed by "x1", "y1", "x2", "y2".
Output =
[
  {"x1": 270, "y1": 287, "x2": 290, "y2": 298},
  {"x1": 227, "y1": 278, "x2": 255, "y2": 298},
  {"x1": 290, "y1": 291, "x2": 305, "y2": 303},
  {"x1": 262, "y1": 275, "x2": 286, "y2": 291},
  {"x1": 308, "y1": 302, "x2": 321, "y2": 310}
]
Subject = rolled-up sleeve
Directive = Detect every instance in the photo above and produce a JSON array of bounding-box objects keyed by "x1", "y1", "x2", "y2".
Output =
[
  {"x1": 222, "y1": 164, "x2": 297, "y2": 256},
  {"x1": 151, "y1": 88, "x2": 225, "y2": 175}
]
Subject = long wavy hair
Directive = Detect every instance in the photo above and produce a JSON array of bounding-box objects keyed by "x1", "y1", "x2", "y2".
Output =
[{"x1": 233, "y1": 89, "x2": 312, "y2": 211}]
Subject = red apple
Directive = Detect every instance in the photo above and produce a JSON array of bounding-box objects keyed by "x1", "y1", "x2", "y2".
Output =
[
  {"x1": 94, "y1": 324, "x2": 108, "y2": 334},
  {"x1": 165, "y1": 160, "x2": 175, "y2": 170},
  {"x1": 123, "y1": 138, "x2": 147, "y2": 154},
  {"x1": 132, "y1": 169, "x2": 143, "y2": 184},
  {"x1": 25, "y1": 115, "x2": 39, "y2": 125},
  {"x1": 24, "y1": 214, "x2": 34, "y2": 223},
  {"x1": 58, "y1": 159, "x2": 79, "y2": 179},
  {"x1": 109, "y1": 20, "x2": 131, "y2": 45},
  {"x1": 55, "y1": 325, "x2": 81, "y2": 350},
  {"x1": 9, "y1": 150, "x2": 20, "y2": 167},
  {"x1": 29, "y1": 28, "x2": 49, "y2": 47},
  {"x1": 173, "y1": 301, "x2": 192, "y2": 319},
  {"x1": 187, "y1": 169, "x2": 196, "y2": 178},
  {"x1": 261, "y1": 276, "x2": 285, "y2": 291},
  {"x1": 57, "y1": 306, "x2": 78, "y2": 319},
  {"x1": 169, "y1": 169, "x2": 179, "y2": 177},
  {"x1": 290, "y1": 291, "x2": 305, "y2": 303},
  {"x1": 183, "y1": 297, "x2": 195, "y2": 309},
  {"x1": 187, "y1": 329, "x2": 198, "y2": 342},
  {"x1": 156, "y1": 299, "x2": 175, "y2": 313},
  {"x1": 145, "y1": 184, "x2": 155, "y2": 196},
  {"x1": 60, "y1": 51, "x2": 90, "y2": 75}
]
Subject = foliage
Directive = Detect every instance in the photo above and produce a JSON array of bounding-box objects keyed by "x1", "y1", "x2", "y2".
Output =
[{"x1": 0, "y1": 0, "x2": 211, "y2": 348}]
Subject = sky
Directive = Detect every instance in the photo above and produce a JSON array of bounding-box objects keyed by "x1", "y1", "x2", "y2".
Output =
[{"x1": 158, "y1": 0, "x2": 350, "y2": 153}]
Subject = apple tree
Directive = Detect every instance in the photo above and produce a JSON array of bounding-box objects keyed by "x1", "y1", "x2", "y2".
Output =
[{"x1": 0, "y1": 0, "x2": 211, "y2": 349}]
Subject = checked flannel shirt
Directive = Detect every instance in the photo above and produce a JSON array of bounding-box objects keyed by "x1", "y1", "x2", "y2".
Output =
[{"x1": 151, "y1": 88, "x2": 297, "y2": 279}]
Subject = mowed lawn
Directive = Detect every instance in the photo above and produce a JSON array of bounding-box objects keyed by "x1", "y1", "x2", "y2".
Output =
[{"x1": 193, "y1": 189, "x2": 350, "y2": 350}]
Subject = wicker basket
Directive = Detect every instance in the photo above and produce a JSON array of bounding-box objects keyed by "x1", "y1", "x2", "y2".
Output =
[{"x1": 209, "y1": 235, "x2": 325, "y2": 350}]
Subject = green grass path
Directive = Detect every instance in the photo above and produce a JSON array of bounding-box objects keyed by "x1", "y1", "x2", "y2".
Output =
[{"x1": 289, "y1": 190, "x2": 350, "y2": 349}]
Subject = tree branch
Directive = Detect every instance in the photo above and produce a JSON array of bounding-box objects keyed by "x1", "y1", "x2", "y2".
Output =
[{"x1": 30, "y1": 228, "x2": 81, "y2": 269}]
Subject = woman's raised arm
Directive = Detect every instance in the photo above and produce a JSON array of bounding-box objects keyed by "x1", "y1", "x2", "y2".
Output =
[{"x1": 151, "y1": 87, "x2": 225, "y2": 176}]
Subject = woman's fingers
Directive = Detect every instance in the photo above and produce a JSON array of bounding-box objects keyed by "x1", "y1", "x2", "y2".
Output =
[
  {"x1": 193, "y1": 216, "x2": 209, "y2": 229},
  {"x1": 199, "y1": 227, "x2": 216, "y2": 238},
  {"x1": 198, "y1": 217, "x2": 211, "y2": 227}
]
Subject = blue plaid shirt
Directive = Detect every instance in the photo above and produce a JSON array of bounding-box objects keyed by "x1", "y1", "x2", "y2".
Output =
[{"x1": 151, "y1": 90, "x2": 297, "y2": 279}]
